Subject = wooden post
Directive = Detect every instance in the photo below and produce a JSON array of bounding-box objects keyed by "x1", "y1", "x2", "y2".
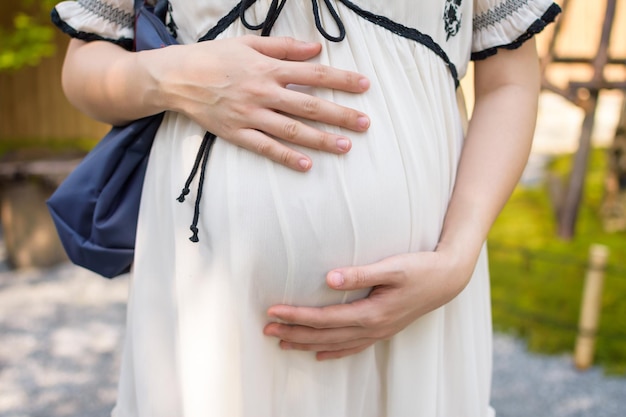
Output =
[{"x1": 574, "y1": 244, "x2": 610, "y2": 370}]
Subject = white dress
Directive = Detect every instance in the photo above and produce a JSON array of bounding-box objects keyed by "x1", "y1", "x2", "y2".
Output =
[{"x1": 53, "y1": 1, "x2": 560, "y2": 416}]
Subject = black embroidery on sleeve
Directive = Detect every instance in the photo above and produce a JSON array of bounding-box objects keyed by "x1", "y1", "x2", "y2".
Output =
[
  {"x1": 473, "y1": 0, "x2": 530, "y2": 33},
  {"x1": 443, "y1": 0, "x2": 462, "y2": 41},
  {"x1": 471, "y1": 3, "x2": 561, "y2": 60},
  {"x1": 77, "y1": 0, "x2": 134, "y2": 29},
  {"x1": 51, "y1": 7, "x2": 134, "y2": 50}
]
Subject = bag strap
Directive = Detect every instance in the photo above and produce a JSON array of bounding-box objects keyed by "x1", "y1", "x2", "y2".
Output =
[{"x1": 134, "y1": 0, "x2": 168, "y2": 15}]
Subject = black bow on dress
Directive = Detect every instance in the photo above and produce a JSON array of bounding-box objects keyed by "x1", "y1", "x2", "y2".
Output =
[{"x1": 239, "y1": 0, "x2": 346, "y2": 41}]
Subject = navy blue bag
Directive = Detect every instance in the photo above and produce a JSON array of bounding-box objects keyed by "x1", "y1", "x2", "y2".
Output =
[{"x1": 47, "y1": 0, "x2": 178, "y2": 278}]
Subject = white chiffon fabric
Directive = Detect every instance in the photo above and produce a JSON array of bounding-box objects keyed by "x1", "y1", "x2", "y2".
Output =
[{"x1": 52, "y1": 1, "x2": 558, "y2": 416}]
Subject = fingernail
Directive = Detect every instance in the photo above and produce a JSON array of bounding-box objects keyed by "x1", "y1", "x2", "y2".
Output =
[
  {"x1": 359, "y1": 77, "x2": 370, "y2": 90},
  {"x1": 281, "y1": 342, "x2": 292, "y2": 350},
  {"x1": 264, "y1": 323, "x2": 280, "y2": 336},
  {"x1": 298, "y1": 159, "x2": 311, "y2": 170},
  {"x1": 357, "y1": 116, "x2": 370, "y2": 129},
  {"x1": 329, "y1": 272, "x2": 344, "y2": 287},
  {"x1": 336, "y1": 138, "x2": 350, "y2": 151}
]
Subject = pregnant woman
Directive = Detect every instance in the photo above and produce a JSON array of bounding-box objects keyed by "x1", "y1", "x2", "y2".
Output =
[{"x1": 53, "y1": 0, "x2": 560, "y2": 416}]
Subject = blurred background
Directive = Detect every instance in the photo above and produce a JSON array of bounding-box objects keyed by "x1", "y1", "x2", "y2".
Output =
[{"x1": 0, "y1": 0, "x2": 625, "y2": 416}]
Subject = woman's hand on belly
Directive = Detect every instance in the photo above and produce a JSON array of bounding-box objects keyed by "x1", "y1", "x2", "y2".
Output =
[
  {"x1": 144, "y1": 35, "x2": 371, "y2": 171},
  {"x1": 263, "y1": 248, "x2": 475, "y2": 360}
]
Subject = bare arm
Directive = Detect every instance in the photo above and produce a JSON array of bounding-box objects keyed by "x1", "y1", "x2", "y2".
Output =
[
  {"x1": 437, "y1": 38, "x2": 540, "y2": 269},
  {"x1": 61, "y1": 36, "x2": 371, "y2": 171},
  {"x1": 263, "y1": 39, "x2": 540, "y2": 359}
]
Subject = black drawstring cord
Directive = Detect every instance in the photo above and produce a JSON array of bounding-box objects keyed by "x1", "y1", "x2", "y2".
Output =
[
  {"x1": 177, "y1": 132, "x2": 216, "y2": 242},
  {"x1": 239, "y1": 0, "x2": 345, "y2": 41},
  {"x1": 311, "y1": 0, "x2": 345, "y2": 41},
  {"x1": 180, "y1": 0, "x2": 347, "y2": 244},
  {"x1": 240, "y1": 0, "x2": 287, "y2": 36},
  {"x1": 176, "y1": 134, "x2": 210, "y2": 203}
]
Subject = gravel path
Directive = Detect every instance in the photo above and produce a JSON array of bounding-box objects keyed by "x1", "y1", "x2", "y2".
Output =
[
  {"x1": 1, "y1": 262, "x2": 624, "y2": 417},
  {"x1": 491, "y1": 334, "x2": 626, "y2": 417}
]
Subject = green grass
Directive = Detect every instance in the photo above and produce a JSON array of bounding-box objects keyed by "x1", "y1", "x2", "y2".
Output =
[{"x1": 488, "y1": 149, "x2": 626, "y2": 374}]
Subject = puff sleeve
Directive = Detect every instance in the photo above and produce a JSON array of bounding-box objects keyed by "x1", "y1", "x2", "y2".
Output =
[
  {"x1": 472, "y1": 0, "x2": 561, "y2": 60},
  {"x1": 51, "y1": 0, "x2": 135, "y2": 50}
]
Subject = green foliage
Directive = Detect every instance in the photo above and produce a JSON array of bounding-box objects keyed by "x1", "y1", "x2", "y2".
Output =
[
  {"x1": 0, "y1": 0, "x2": 59, "y2": 71},
  {"x1": 489, "y1": 149, "x2": 626, "y2": 374}
]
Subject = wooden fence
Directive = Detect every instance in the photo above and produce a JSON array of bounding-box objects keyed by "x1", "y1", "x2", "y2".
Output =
[{"x1": 0, "y1": 33, "x2": 109, "y2": 142}]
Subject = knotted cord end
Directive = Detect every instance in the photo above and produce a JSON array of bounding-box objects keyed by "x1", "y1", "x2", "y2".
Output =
[
  {"x1": 177, "y1": 188, "x2": 190, "y2": 202},
  {"x1": 180, "y1": 131, "x2": 216, "y2": 245},
  {"x1": 189, "y1": 226, "x2": 199, "y2": 242}
]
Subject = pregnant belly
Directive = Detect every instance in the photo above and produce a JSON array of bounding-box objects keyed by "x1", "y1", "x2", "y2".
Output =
[{"x1": 197, "y1": 132, "x2": 449, "y2": 311}]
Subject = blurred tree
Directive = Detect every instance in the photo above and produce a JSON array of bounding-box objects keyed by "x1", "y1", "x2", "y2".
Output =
[
  {"x1": 0, "y1": 0, "x2": 59, "y2": 71},
  {"x1": 601, "y1": 100, "x2": 626, "y2": 232},
  {"x1": 541, "y1": 0, "x2": 626, "y2": 238}
]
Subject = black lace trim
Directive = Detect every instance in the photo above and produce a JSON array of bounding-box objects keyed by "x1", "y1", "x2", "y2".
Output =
[
  {"x1": 197, "y1": 0, "x2": 460, "y2": 87},
  {"x1": 471, "y1": 3, "x2": 561, "y2": 61},
  {"x1": 198, "y1": 1, "x2": 250, "y2": 42},
  {"x1": 51, "y1": 8, "x2": 134, "y2": 50},
  {"x1": 336, "y1": 0, "x2": 459, "y2": 87}
]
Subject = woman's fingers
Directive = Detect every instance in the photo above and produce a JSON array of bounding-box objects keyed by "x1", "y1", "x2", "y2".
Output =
[
  {"x1": 278, "y1": 337, "x2": 376, "y2": 353},
  {"x1": 265, "y1": 321, "x2": 378, "y2": 360},
  {"x1": 236, "y1": 36, "x2": 370, "y2": 95},
  {"x1": 325, "y1": 255, "x2": 408, "y2": 291},
  {"x1": 278, "y1": 60, "x2": 370, "y2": 94},
  {"x1": 264, "y1": 321, "x2": 365, "y2": 344},
  {"x1": 242, "y1": 35, "x2": 323, "y2": 62},
  {"x1": 267, "y1": 297, "x2": 381, "y2": 330},
  {"x1": 252, "y1": 109, "x2": 353, "y2": 153},
  {"x1": 271, "y1": 89, "x2": 370, "y2": 133},
  {"x1": 232, "y1": 128, "x2": 312, "y2": 171},
  {"x1": 316, "y1": 343, "x2": 375, "y2": 361}
]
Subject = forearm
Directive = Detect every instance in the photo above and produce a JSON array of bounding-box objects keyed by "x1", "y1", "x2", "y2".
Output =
[
  {"x1": 61, "y1": 36, "x2": 372, "y2": 171},
  {"x1": 437, "y1": 40, "x2": 540, "y2": 270},
  {"x1": 62, "y1": 39, "x2": 165, "y2": 125}
]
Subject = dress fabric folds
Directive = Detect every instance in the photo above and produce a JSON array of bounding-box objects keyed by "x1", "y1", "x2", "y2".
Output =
[{"x1": 51, "y1": 0, "x2": 560, "y2": 416}]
